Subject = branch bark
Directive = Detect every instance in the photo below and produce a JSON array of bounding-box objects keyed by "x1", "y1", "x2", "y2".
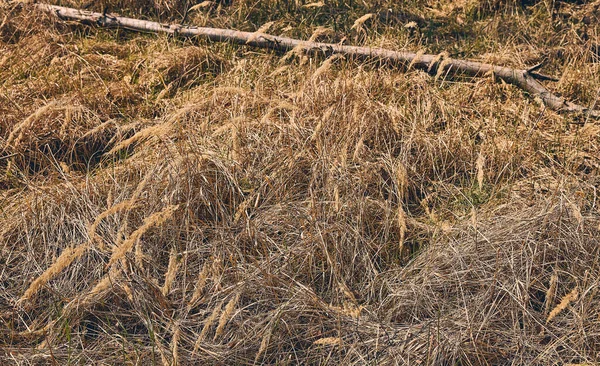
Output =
[{"x1": 36, "y1": 3, "x2": 599, "y2": 118}]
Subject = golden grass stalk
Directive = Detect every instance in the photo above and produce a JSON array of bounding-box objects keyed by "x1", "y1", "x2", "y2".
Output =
[
  {"x1": 328, "y1": 303, "x2": 363, "y2": 319},
  {"x1": 311, "y1": 106, "x2": 334, "y2": 141},
  {"x1": 58, "y1": 161, "x2": 71, "y2": 175},
  {"x1": 268, "y1": 65, "x2": 289, "y2": 77},
  {"x1": 155, "y1": 82, "x2": 175, "y2": 104},
  {"x1": 135, "y1": 238, "x2": 146, "y2": 267},
  {"x1": 122, "y1": 283, "x2": 134, "y2": 302},
  {"x1": 19, "y1": 322, "x2": 52, "y2": 339},
  {"x1": 435, "y1": 57, "x2": 454, "y2": 81},
  {"x1": 280, "y1": 42, "x2": 307, "y2": 63},
  {"x1": 351, "y1": 13, "x2": 374, "y2": 31},
  {"x1": 308, "y1": 26, "x2": 333, "y2": 42},
  {"x1": 255, "y1": 326, "x2": 272, "y2": 362},
  {"x1": 476, "y1": 152, "x2": 485, "y2": 189},
  {"x1": 339, "y1": 281, "x2": 357, "y2": 303},
  {"x1": 171, "y1": 321, "x2": 181, "y2": 366},
  {"x1": 211, "y1": 256, "x2": 224, "y2": 292},
  {"x1": 86, "y1": 267, "x2": 121, "y2": 301},
  {"x1": 312, "y1": 54, "x2": 343, "y2": 80},
  {"x1": 352, "y1": 136, "x2": 364, "y2": 161},
  {"x1": 106, "y1": 190, "x2": 114, "y2": 208},
  {"x1": 81, "y1": 119, "x2": 117, "y2": 139},
  {"x1": 407, "y1": 50, "x2": 426, "y2": 71},
  {"x1": 20, "y1": 243, "x2": 89, "y2": 302},
  {"x1": 547, "y1": 286, "x2": 579, "y2": 323},
  {"x1": 396, "y1": 162, "x2": 408, "y2": 253},
  {"x1": 59, "y1": 105, "x2": 83, "y2": 135},
  {"x1": 108, "y1": 205, "x2": 178, "y2": 267},
  {"x1": 427, "y1": 51, "x2": 450, "y2": 73},
  {"x1": 88, "y1": 199, "x2": 137, "y2": 247},
  {"x1": 231, "y1": 124, "x2": 240, "y2": 161},
  {"x1": 396, "y1": 162, "x2": 408, "y2": 198},
  {"x1": 246, "y1": 21, "x2": 275, "y2": 44},
  {"x1": 233, "y1": 197, "x2": 251, "y2": 224},
  {"x1": 568, "y1": 202, "x2": 583, "y2": 227},
  {"x1": 211, "y1": 86, "x2": 247, "y2": 96},
  {"x1": 211, "y1": 122, "x2": 235, "y2": 138},
  {"x1": 21, "y1": 195, "x2": 139, "y2": 302},
  {"x1": 213, "y1": 292, "x2": 240, "y2": 340},
  {"x1": 188, "y1": 262, "x2": 211, "y2": 307},
  {"x1": 6, "y1": 102, "x2": 56, "y2": 147},
  {"x1": 115, "y1": 221, "x2": 129, "y2": 249},
  {"x1": 544, "y1": 272, "x2": 558, "y2": 316},
  {"x1": 313, "y1": 337, "x2": 342, "y2": 346},
  {"x1": 162, "y1": 247, "x2": 180, "y2": 296},
  {"x1": 193, "y1": 301, "x2": 223, "y2": 354},
  {"x1": 53, "y1": 267, "x2": 123, "y2": 318},
  {"x1": 398, "y1": 205, "x2": 407, "y2": 254},
  {"x1": 107, "y1": 123, "x2": 172, "y2": 155},
  {"x1": 188, "y1": 1, "x2": 214, "y2": 12},
  {"x1": 303, "y1": 1, "x2": 325, "y2": 8},
  {"x1": 130, "y1": 170, "x2": 155, "y2": 260}
]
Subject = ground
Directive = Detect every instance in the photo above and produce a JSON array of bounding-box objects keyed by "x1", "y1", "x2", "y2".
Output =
[{"x1": 1, "y1": 0, "x2": 600, "y2": 364}]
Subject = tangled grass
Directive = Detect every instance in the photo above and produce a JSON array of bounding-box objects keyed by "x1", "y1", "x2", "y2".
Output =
[{"x1": 1, "y1": 0, "x2": 600, "y2": 364}]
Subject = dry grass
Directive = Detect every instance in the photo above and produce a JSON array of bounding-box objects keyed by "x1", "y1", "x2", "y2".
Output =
[{"x1": 2, "y1": 0, "x2": 600, "y2": 364}]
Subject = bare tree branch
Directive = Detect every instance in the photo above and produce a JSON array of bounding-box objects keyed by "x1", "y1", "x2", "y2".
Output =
[{"x1": 36, "y1": 3, "x2": 599, "y2": 118}]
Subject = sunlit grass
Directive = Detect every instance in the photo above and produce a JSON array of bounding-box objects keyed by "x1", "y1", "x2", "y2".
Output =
[{"x1": 1, "y1": 0, "x2": 600, "y2": 364}]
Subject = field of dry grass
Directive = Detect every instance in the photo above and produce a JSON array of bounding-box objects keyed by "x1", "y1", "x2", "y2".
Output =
[{"x1": 1, "y1": 0, "x2": 600, "y2": 364}]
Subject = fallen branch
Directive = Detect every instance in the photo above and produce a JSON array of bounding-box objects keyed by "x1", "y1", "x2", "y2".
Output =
[{"x1": 36, "y1": 3, "x2": 599, "y2": 118}]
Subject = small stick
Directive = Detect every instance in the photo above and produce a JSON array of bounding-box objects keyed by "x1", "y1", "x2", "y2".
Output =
[{"x1": 527, "y1": 62, "x2": 545, "y2": 73}]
